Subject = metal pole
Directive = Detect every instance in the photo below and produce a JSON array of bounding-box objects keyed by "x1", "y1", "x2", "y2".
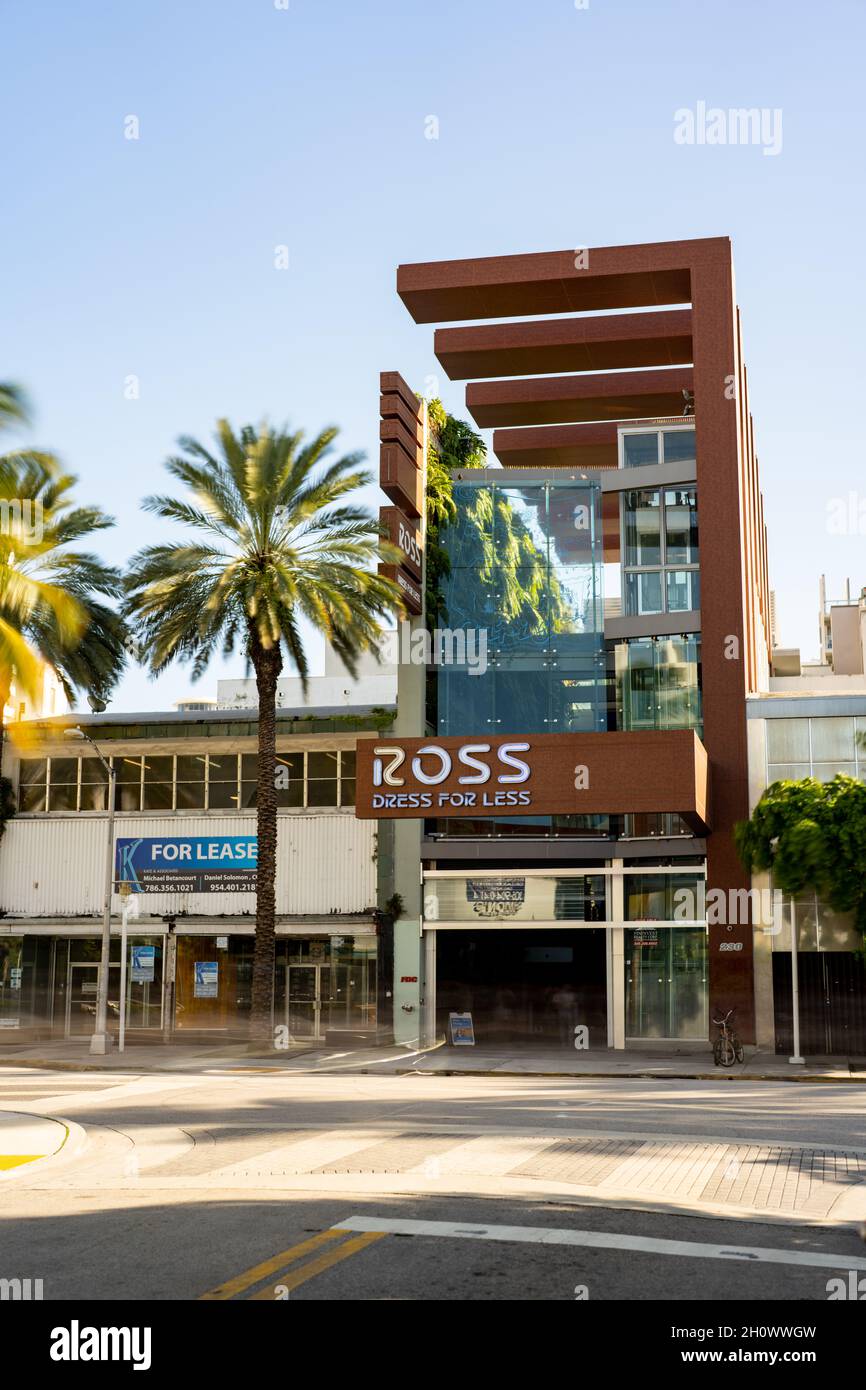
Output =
[
  {"x1": 789, "y1": 896, "x2": 805, "y2": 1065},
  {"x1": 90, "y1": 761, "x2": 117, "y2": 1055},
  {"x1": 162, "y1": 924, "x2": 176, "y2": 1045},
  {"x1": 118, "y1": 896, "x2": 129, "y2": 1054}
]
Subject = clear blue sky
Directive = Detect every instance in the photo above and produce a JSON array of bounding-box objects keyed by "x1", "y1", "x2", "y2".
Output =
[{"x1": 4, "y1": 0, "x2": 865, "y2": 709}]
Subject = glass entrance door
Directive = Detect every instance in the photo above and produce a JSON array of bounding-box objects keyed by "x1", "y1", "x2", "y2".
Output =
[
  {"x1": 286, "y1": 965, "x2": 331, "y2": 1041},
  {"x1": 65, "y1": 962, "x2": 121, "y2": 1037},
  {"x1": 625, "y1": 927, "x2": 707, "y2": 1040}
]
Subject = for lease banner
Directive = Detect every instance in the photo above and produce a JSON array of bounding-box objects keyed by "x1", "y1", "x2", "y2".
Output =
[{"x1": 115, "y1": 837, "x2": 258, "y2": 894}]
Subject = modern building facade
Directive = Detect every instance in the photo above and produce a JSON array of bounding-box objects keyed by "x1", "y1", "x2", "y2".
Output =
[
  {"x1": 0, "y1": 703, "x2": 396, "y2": 1042},
  {"x1": 360, "y1": 237, "x2": 773, "y2": 1050}
]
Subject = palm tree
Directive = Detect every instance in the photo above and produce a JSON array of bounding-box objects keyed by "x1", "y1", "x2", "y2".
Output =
[
  {"x1": 124, "y1": 419, "x2": 404, "y2": 1041},
  {"x1": 0, "y1": 397, "x2": 127, "y2": 741}
]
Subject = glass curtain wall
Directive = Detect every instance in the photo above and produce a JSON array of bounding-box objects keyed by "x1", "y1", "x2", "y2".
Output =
[
  {"x1": 613, "y1": 634, "x2": 702, "y2": 735},
  {"x1": 436, "y1": 478, "x2": 605, "y2": 736}
]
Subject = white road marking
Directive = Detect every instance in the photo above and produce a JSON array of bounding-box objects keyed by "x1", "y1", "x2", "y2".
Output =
[{"x1": 334, "y1": 1215, "x2": 866, "y2": 1270}]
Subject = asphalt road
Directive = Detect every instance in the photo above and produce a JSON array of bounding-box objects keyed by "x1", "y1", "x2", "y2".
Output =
[{"x1": 1, "y1": 1067, "x2": 865, "y2": 1303}]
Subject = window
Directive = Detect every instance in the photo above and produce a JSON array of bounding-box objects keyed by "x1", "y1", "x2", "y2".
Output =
[
  {"x1": 663, "y1": 488, "x2": 698, "y2": 564},
  {"x1": 613, "y1": 633, "x2": 702, "y2": 734},
  {"x1": 306, "y1": 751, "x2": 338, "y2": 807},
  {"x1": 206, "y1": 754, "x2": 239, "y2": 810},
  {"x1": 810, "y1": 717, "x2": 855, "y2": 763},
  {"x1": 622, "y1": 488, "x2": 699, "y2": 617},
  {"x1": 47, "y1": 757, "x2": 78, "y2": 812},
  {"x1": 275, "y1": 753, "x2": 304, "y2": 808},
  {"x1": 623, "y1": 489, "x2": 662, "y2": 567},
  {"x1": 620, "y1": 427, "x2": 696, "y2": 470},
  {"x1": 80, "y1": 756, "x2": 109, "y2": 811},
  {"x1": 241, "y1": 754, "x2": 258, "y2": 809},
  {"x1": 340, "y1": 750, "x2": 356, "y2": 807},
  {"x1": 767, "y1": 719, "x2": 809, "y2": 764},
  {"x1": 622, "y1": 433, "x2": 659, "y2": 469},
  {"x1": 661, "y1": 428, "x2": 696, "y2": 464},
  {"x1": 175, "y1": 755, "x2": 206, "y2": 810},
  {"x1": 143, "y1": 756, "x2": 174, "y2": 811},
  {"x1": 17, "y1": 746, "x2": 359, "y2": 814},
  {"x1": 18, "y1": 758, "x2": 47, "y2": 812},
  {"x1": 116, "y1": 756, "x2": 144, "y2": 812}
]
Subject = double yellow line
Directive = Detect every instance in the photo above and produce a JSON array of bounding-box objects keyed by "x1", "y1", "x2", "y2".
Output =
[{"x1": 200, "y1": 1228, "x2": 386, "y2": 1301}]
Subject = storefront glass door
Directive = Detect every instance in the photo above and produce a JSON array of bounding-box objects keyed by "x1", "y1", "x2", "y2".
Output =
[
  {"x1": 625, "y1": 927, "x2": 707, "y2": 1040},
  {"x1": 286, "y1": 965, "x2": 331, "y2": 1041}
]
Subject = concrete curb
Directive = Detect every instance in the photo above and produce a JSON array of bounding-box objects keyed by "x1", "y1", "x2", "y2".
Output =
[
  {"x1": 0, "y1": 1111, "x2": 88, "y2": 1178},
  {"x1": 1, "y1": 1054, "x2": 862, "y2": 1083},
  {"x1": 395, "y1": 1068, "x2": 865, "y2": 1084}
]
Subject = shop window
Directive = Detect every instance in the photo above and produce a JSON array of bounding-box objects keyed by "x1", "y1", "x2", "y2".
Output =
[
  {"x1": 46, "y1": 757, "x2": 78, "y2": 812},
  {"x1": 175, "y1": 754, "x2": 206, "y2": 810},
  {"x1": 80, "y1": 756, "x2": 109, "y2": 811},
  {"x1": 18, "y1": 758, "x2": 47, "y2": 812},
  {"x1": 275, "y1": 753, "x2": 304, "y2": 808},
  {"x1": 115, "y1": 756, "x2": 144, "y2": 812},
  {"x1": 306, "y1": 751, "x2": 338, "y2": 807},
  {"x1": 240, "y1": 753, "x2": 258, "y2": 808},
  {"x1": 339, "y1": 750, "x2": 356, "y2": 807},
  {"x1": 207, "y1": 754, "x2": 239, "y2": 810},
  {"x1": 143, "y1": 755, "x2": 174, "y2": 811}
]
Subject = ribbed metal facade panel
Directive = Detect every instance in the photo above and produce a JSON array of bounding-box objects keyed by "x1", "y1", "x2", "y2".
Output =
[{"x1": 0, "y1": 814, "x2": 376, "y2": 918}]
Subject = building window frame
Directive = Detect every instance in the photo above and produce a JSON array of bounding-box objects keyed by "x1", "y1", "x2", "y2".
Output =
[
  {"x1": 617, "y1": 424, "x2": 697, "y2": 471},
  {"x1": 620, "y1": 486, "x2": 700, "y2": 617}
]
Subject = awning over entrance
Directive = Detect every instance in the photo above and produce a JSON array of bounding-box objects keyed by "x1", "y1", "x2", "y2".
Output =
[{"x1": 355, "y1": 730, "x2": 710, "y2": 833}]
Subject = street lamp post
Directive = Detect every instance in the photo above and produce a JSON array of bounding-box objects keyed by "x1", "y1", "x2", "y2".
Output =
[{"x1": 64, "y1": 725, "x2": 117, "y2": 1055}]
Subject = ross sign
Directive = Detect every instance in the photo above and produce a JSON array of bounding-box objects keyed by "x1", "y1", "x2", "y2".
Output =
[
  {"x1": 9, "y1": 967, "x2": 22, "y2": 990},
  {"x1": 216, "y1": 936, "x2": 229, "y2": 950},
  {"x1": 380, "y1": 506, "x2": 422, "y2": 580},
  {"x1": 354, "y1": 730, "x2": 708, "y2": 829},
  {"x1": 194, "y1": 961, "x2": 219, "y2": 998},
  {"x1": 448, "y1": 1012, "x2": 475, "y2": 1046},
  {"x1": 130, "y1": 946, "x2": 155, "y2": 984},
  {"x1": 115, "y1": 837, "x2": 258, "y2": 894}
]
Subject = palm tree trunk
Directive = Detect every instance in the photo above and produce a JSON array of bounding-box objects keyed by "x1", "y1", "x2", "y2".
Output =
[{"x1": 249, "y1": 635, "x2": 283, "y2": 1043}]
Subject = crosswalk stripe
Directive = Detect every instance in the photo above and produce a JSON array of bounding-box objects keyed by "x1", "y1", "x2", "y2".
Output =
[{"x1": 334, "y1": 1216, "x2": 866, "y2": 1270}]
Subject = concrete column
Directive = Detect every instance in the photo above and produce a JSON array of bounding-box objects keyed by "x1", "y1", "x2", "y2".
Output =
[
  {"x1": 610, "y1": 868, "x2": 626, "y2": 1050},
  {"x1": 390, "y1": 396, "x2": 428, "y2": 1047}
]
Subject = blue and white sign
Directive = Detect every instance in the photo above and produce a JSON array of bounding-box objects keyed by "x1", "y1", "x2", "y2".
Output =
[
  {"x1": 194, "y1": 961, "x2": 219, "y2": 999},
  {"x1": 115, "y1": 837, "x2": 258, "y2": 894},
  {"x1": 131, "y1": 945, "x2": 156, "y2": 984},
  {"x1": 448, "y1": 1011, "x2": 475, "y2": 1046}
]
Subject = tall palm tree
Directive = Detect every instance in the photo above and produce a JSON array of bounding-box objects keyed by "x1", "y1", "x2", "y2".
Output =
[
  {"x1": 0, "y1": 398, "x2": 127, "y2": 741},
  {"x1": 124, "y1": 419, "x2": 404, "y2": 1041}
]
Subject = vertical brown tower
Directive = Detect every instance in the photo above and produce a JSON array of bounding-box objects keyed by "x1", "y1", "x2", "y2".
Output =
[{"x1": 396, "y1": 237, "x2": 770, "y2": 1040}]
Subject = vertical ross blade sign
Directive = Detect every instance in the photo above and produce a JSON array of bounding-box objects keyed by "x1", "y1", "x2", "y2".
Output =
[{"x1": 378, "y1": 371, "x2": 423, "y2": 615}]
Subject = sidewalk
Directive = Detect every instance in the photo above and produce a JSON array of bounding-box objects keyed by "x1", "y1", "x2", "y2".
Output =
[
  {"x1": 0, "y1": 1038, "x2": 864, "y2": 1081},
  {"x1": 0, "y1": 1110, "x2": 70, "y2": 1171}
]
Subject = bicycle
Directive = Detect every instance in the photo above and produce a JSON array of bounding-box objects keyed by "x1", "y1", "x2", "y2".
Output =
[{"x1": 712, "y1": 1007, "x2": 745, "y2": 1068}]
